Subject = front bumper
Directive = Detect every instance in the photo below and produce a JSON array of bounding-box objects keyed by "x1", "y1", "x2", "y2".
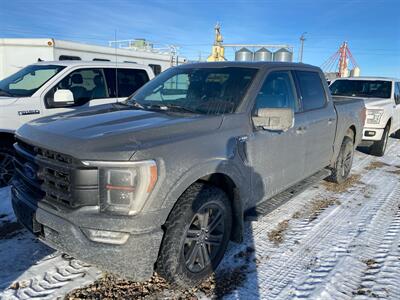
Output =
[
  {"x1": 362, "y1": 127, "x2": 384, "y2": 141},
  {"x1": 11, "y1": 185, "x2": 164, "y2": 282}
]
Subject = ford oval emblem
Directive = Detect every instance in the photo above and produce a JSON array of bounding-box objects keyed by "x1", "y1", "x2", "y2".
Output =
[{"x1": 23, "y1": 162, "x2": 37, "y2": 180}]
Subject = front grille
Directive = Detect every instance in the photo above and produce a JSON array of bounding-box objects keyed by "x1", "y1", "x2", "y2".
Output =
[{"x1": 14, "y1": 139, "x2": 75, "y2": 207}]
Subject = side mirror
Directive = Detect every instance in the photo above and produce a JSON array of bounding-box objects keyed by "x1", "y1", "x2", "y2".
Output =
[
  {"x1": 252, "y1": 107, "x2": 294, "y2": 131},
  {"x1": 54, "y1": 89, "x2": 74, "y2": 104}
]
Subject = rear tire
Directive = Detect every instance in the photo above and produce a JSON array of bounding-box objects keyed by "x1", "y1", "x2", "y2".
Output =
[
  {"x1": 156, "y1": 183, "x2": 232, "y2": 288},
  {"x1": 392, "y1": 129, "x2": 400, "y2": 139},
  {"x1": 0, "y1": 145, "x2": 15, "y2": 188},
  {"x1": 369, "y1": 125, "x2": 389, "y2": 157},
  {"x1": 327, "y1": 135, "x2": 354, "y2": 184}
]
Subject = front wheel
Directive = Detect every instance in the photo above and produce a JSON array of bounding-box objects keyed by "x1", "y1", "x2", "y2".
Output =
[
  {"x1": 370, "y1": 125, "x2": 389, "y2": 157},
  {"x1": 156, "y1": 183, "x2": 232, "y2": 288},
  {"x1": 0, "y1": 146, "x2": 15, "y2": 188},
  {"x1": 327, "y1": 135, "x2": 354, "y2": 184}
]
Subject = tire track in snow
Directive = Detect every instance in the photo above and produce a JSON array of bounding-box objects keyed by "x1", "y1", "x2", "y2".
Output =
[{"x1": 0, "y1": 254, "x2": 100, "y2": 300}]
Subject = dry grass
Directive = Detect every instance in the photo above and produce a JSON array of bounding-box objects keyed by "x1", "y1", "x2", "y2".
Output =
[
  {"x1": 364, "y1": 161, "x2": 391, "y2": 171},
  {"x1": 322, "y1": 174, "x2": 364, "y2": 193},
  {"x1": 386, "y1": 169, "x2": 400, "y2": 175},
  {"x1": 268, "y1": 220, "x2": 290, "y2": 245},
  {"x1": 292, "y1": 196, "x2": 339, "y2": 222}
]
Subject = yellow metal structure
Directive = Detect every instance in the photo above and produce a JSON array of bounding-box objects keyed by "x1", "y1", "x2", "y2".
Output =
[{"x1": 207, "y1": 23, "x2": 226, "y2": 62}]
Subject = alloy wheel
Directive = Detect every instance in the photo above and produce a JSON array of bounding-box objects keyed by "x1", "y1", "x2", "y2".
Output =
[{"x1": 183, "y1": 203, "x2": 225, "y2": 273}]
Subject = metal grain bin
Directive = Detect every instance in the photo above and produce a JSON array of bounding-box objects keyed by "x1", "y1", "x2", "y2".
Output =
[
  {"x1": 254, "y1": 47, "x2": 273, "y2": 61},
  {"x1": 273, "y1": 48, "x2": 293, "y2": 62},
  {"x1": 235, "y1": 47, "x2": 253, "y2": 61}
]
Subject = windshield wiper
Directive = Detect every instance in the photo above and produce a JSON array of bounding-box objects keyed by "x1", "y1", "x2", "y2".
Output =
[
  {"x1": 113, "y1": 99, "x2": 145, "y2": 110},
  {"x1": 148, "y1": 103, "x2": 199, "y2": 114}
]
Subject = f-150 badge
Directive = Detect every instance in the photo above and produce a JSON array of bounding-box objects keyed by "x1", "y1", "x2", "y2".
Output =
[{"x1": 18, "y1": 110, "x2": 40, "y2": 116}]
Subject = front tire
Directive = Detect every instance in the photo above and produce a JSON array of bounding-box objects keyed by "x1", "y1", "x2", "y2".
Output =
[
  {"x1": 327, "y1": 135, "x2": 354, "y2": 184},
  {"x1": 370, "y1": 125, "x2": 389, "y2": 157},
  {"x1": 0, "y1": 146, "x2": 15, "y2": 188},
  {"x1": 157, "y1": 183, "x2": 232, "y2": 288}
]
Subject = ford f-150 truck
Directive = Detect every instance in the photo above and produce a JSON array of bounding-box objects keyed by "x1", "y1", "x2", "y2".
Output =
[
  {"x1": 11, "y1": 62, "x2": 365, "y2": 288},
  {"x1": 0, "y1": 61, "x2": 154, "y2": 187},
  {"x1": 330, "y1": 77, "x2": 400, "y2": 156}
]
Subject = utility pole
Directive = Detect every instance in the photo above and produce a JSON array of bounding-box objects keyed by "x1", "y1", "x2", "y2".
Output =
[{"x1": 299, "y1": 32, "x2": 307, "y2": 62}]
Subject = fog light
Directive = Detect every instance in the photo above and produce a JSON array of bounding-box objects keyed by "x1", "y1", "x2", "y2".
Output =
[
  {"x1": 82, "y1": 228, "x2": 129, "y2": 245},
  {"x1": 365, "y1": 131, "x2": 376, "y2": 137}
]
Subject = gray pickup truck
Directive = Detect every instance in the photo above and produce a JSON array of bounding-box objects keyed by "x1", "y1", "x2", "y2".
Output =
[{"x1": 11, "y1": 62, "x2": 365, "y2": 287}]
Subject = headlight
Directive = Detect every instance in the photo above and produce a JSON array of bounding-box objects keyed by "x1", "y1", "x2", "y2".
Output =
[
  {"x1": 366, "y1": 109, "x2": 384, "y2": 124},
  {"x1": 82, "y1": 160, "x2": 157, "y2": 215}
]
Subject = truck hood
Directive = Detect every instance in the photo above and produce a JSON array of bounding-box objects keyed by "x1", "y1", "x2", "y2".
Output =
[
  {"x1": 16, "y1": 104, "x2": 223, "y2": 161},
  {"x1": 0, "y1": 96, "x2": 18, "y2": 106},
  {"x1": 332, "y1": 96, "x2": 392, "y2": 108},
  {"x1": 361, "y1": 97, "x2": 393, "y2": 108}
]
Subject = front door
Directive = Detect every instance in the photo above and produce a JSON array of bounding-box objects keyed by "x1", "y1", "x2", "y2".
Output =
[
  {"x1": 246, "y1": 70, "x2": 308, "y2": 205},
  {"x1": 42, "y1": 68, "x2": 112, "y2": 115}
]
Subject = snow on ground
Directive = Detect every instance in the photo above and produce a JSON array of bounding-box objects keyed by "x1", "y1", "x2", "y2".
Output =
[{"x1": 1, "y1": 139, "x2": 400, "y2": 299}]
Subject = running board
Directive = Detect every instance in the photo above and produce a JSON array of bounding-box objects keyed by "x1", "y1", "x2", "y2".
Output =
[{"x1": 245, "y1": 169, "x2": 331, "y2": 221}]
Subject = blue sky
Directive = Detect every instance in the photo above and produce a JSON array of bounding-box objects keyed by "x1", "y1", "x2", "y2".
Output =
[{"x1": 1, "y1": 0, "x2": 399, "y2": 77}]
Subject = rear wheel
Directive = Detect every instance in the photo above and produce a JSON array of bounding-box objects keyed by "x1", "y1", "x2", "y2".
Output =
[
  {"x1": 156, "y1": 183, "x2": 232, "y2": 288},
  {"x1": 0, "y1": 146, "x2": 15, "y2": 188},
  {"x1": 392, "y1": 129, "x2": 400, "y2": 139},
  {"x1": 370, "y1": 125, "x2": 389, "y2": 157},
  {"x1": 327, "y1": 135, "x2": 354, "y2": 184}
]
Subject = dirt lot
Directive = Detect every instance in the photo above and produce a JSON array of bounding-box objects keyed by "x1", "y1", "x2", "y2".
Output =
[{"x1": 1, "y1": 139, "x2": 400, "y2": 300}]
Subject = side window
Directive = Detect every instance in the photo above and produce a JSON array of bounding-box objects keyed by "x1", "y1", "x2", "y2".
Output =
[
  {"x1": 149, "y1": 64, "x2": 162, "y2": 75},
  {"x1": 394, "y1": 82, "x2": 400, "y2": 105},
  {"x1": 59, "y1": 55, "x2": 81, "y2": 61},
  {"x1": 295, "y1": 71, "x2": 326, "y2": 111},
  {"x1": 254, "y1": 71, "x2": 298, "y2": 112},
  {"x1": 116, "y1": 69, "x2": 150, "y2": 97},
  {"x1": 45, "y1": 68, "x2": 108, "y2": 107}
]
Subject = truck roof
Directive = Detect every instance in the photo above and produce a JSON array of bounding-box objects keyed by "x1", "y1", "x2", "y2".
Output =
[
  {"x1": 333, "y1": 76, "x2": 399, "y2": 82},
  {"x1": 180, "y1": 61, "x2": 321, "y2": 71},
  {"x1": 32, "y1": 60, "x2": 153, "y2": 71}
]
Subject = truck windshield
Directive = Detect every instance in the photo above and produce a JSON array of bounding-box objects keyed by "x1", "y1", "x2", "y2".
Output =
[
  {"x1": 129, "y1": 66, "x2": 258, "y2": 115},
  {"x1": 0, "y1": 65, "x2": 65, "y2": 97},
  {"x1": 330, "y1": 80, "x2": 392, "y2": 99}
]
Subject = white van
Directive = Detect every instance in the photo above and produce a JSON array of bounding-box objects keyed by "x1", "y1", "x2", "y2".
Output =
[{"x1": 0, "y1": 61, "x2": 154, "y2": 186}]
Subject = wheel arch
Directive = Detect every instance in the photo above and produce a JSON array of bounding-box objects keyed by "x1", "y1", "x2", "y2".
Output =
[
  {"x1": 0, "y1": 131, "x2": 15, "y2": 147},
  {"x1": 160, "y1": 160, "x2": 248, "y2": 244}
]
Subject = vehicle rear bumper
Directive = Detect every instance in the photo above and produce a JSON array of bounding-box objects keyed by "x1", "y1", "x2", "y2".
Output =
[
  {"x1": 362, "y1": 127, "x2": 384, "y2": 141},
  {"x1": 11, "y1": 186, "x2": 164, "y2": 282}
]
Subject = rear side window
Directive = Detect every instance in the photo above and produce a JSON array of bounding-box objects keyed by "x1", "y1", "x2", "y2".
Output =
[
  {"x1": 295, "y1": 71, "x2": 326, "y2": 111},
  {"x1": 103, "y1": 68, "x2": 150, "y2": 98},
  {"x1": 59, "y1": 55, "x2": 81, "y2": 61},
  {"x1": 149, "y1": 64, "x2": 162, "y2": 75}
]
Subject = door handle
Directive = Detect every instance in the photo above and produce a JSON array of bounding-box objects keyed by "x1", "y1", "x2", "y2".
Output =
[{"x1": 328, "y1": 118, "x2": 335, "y2": 125}]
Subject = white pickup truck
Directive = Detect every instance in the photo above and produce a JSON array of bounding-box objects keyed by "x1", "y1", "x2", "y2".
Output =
[
  {"x1": 0, "y1": 61, "x2": 154, "y2": 186},
  {"x1": 330, "y1": 77, "x2": 400, "y2": 156}
]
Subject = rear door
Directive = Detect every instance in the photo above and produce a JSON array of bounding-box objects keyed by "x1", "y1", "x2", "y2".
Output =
[
  {"x1": 294, "y1": 70, "x2": 337, "y2": 177},
  {"x1": 246, "y1": 70, "x2": 309, "y2": 203},
  {"x1": 103, "y1": 68, "x2": 150, "y2": 102}
]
